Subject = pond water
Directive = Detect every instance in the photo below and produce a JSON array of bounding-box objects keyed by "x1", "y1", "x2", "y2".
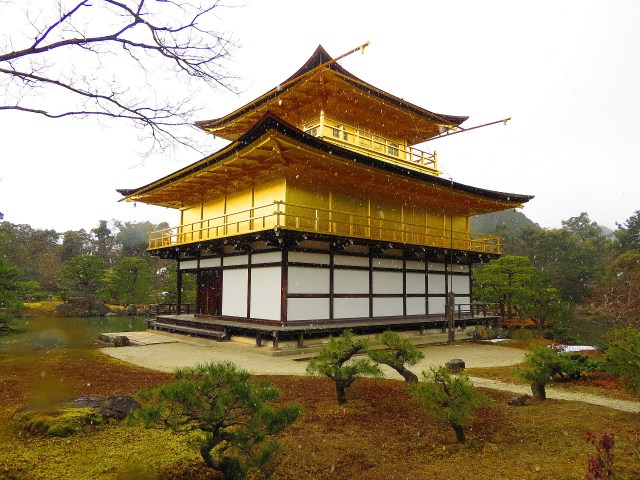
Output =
[
  {"x1": 0, "y1": 315, "x2": 148, "y2": 353},
  {"x1": 506, "y1": 315, "x2": 607, "y2": 345}
]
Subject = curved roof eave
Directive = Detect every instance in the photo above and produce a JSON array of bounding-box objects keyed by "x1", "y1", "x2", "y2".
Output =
[
  {"x1": 119, "y1": 112, "x2": 533, "y2": 206},
  {"x1": 194, "y1": 45, "x2": 468, "y2": 133}
]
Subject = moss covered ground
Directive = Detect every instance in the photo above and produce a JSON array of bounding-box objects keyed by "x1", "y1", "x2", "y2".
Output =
[{"x1": 0, "y1": 346, "x2": 638, "y2": 479}]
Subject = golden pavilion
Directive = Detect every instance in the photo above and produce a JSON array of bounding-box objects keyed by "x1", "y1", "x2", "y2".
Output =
[{"x1": 118, "y1": 45, "x2": 532, "y2": 344}]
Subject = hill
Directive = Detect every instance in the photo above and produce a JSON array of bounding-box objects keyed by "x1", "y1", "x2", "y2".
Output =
[{"x1": 471, "y1": 209, "x2": 540, "y2": 234}]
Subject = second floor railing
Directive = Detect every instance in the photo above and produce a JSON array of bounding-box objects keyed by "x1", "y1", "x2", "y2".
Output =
[
  {"x1": 149, "y1": 201, "x2": 501, "y2": 255},
  {"x1": 302, "y1": 115, "x2": 441, "y2": 175}
]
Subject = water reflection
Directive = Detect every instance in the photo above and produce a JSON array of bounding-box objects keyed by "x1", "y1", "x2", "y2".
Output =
[{"x1": 0, "y1": 316, "x2": 148, "y2": 352}]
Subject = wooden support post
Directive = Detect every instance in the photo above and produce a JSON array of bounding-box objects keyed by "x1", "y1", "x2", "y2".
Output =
[
  {"x1": 297, "y1": 332, "x2": 304, "y2": 349},
  {"x1": 446, "y1": 292, "x2": 455, "y2": 343},
  {"x1": 272, "y1": 331, "x2": 280, "y2": 350},
  {"x1": 419, "y1": 324, "x2": 425, "y2": 336},
  {"x1": 256, "y1": 333, "x2": 263, "y2": 347},
  {"x1": 176, "y1": 269, "x2": 183, "y2": 315}
]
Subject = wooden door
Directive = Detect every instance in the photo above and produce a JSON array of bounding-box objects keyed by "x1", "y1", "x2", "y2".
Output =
[{"x1": 197, "y1": 269, "x2": 221, "y2": 316}]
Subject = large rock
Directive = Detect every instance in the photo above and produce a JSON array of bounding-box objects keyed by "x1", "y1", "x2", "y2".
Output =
[
  {"x1": 54, "y1": 298, "x2": 111, "y2": 317},
  {"x1": 112, "y1": 335, "x2": 129, "y2": 347},
  {"x1": 445, "y1": 359, "x2": 466, "y2": 373},
  {"x1": 14, "y1": 396, "x2": 140, "y2": 437},
  {"x1": 507, "y1": 394, "x2": 531, "y2": 407},
  {"x1": 70, "y1": 396, "x2": 141, "y2": 419}
]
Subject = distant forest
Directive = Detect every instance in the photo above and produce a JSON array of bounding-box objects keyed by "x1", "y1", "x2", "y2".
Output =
[
  {"x1": 471, "y1": 209, "x2": 640, "y2": 328},
  {"x1": 1, "y1": 209, "x2": 639, "y2": 324}
]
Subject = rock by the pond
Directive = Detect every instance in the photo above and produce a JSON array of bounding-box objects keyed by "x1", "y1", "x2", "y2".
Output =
[
  {"x1": 69, "y1": 396, "x2": 140, "y2": 419},
  {"x1": 113, "y1": 335, "x2": 129, "y2": 347},
  {"x1": 445, "y1": 359, "x2": 466, "y2": 373},
  {"x1": 507, "y1": 394, "x2": 531, "y2": 407},
  {"x1": 14, "y1": 396, "x2": 141, "y2": 437}
]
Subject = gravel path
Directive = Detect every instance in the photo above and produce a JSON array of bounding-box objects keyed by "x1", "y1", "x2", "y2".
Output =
[
  {"x1": 469, "y1": 377, "x2": 640, "y2": 413},
  {"x1": 101, "y1": 332, "x2": 640, "y2": 413}
]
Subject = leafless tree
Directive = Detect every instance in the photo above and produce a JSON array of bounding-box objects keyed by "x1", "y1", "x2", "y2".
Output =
[{"x1": 0, "y1": 0, "x2": 236, "y2": 153}]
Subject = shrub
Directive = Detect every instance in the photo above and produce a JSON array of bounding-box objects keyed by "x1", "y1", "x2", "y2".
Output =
[
  {"x1": 603, "y1": 329, "x2": 640, "y2": 392},
  {"x1": 543, "y1": 325, "x2": 577, "y2": 344},
  {"x1": 472, "y1": 325, "x2": 508, "y2": 341},
  {"x1": 307, "y1": 330, "x2": 382, "y2": 404},
  {"x1": 132, "y1": 362, "x2": 300, "y2": 479},
  {"x1": 585, "y1": 432, "x2": 615, "y2": 480},
  {"x1": 558, "y1": 352, "x2": 600, "y2": 380},
  {"x1": 516, "y1": 346, "x2": 564, "y2": 400},
  {"x1": 410, "y1": 366, "x2": 488, "y2": 443}
]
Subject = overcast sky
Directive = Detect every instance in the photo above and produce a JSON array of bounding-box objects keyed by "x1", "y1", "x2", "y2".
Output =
[{"x1": 1, "y1": 0, "x2": 639, "y2": 233}]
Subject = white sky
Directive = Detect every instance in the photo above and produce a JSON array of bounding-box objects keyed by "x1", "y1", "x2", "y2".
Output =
[{"x1": 1, "y1": 0, "x2": 639, "y2": 233}]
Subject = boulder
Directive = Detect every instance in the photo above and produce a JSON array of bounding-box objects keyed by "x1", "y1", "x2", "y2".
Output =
[
  {"x1": 14, "y1": 396, "x2": 141, "y2": 437},
  {"x1": 70, "y1": 396, "x2": 141, "y2": 419},
  {"x1": 507, "y1": 394, "x2": 531, "y2": 407},
  {"x1": 112, "y1": 335, "x2": 129, "y2": 347},
  {"x1": 445, "y1": 359, "x2": 466, "y2": 373}
]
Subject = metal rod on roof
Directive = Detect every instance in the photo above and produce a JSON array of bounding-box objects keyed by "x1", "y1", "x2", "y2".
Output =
[
  {"x1": 273, "y1": 42, "x2": 371, "y2": 92},
  {"x1": 330, "y1": 41, "x2": 371, "y2": 64},
  {"x1": 426, "y1": 117, "x2": 512, "y2": 142}
]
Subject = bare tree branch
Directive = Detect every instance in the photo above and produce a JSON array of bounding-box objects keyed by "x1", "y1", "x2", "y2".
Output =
[{"x1": 0, "y1": 0, "x2": 237, "y2": 154}]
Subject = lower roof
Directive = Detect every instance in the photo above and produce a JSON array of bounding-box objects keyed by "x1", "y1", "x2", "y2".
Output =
[{"x1": 118, "y1": 112, "x2": 533, "y2": 210}]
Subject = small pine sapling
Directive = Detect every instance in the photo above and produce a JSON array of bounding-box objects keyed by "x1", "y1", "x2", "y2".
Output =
[
  {"x1": 130, "y1": 362, "x2": 299, "y2": 480},
  {"x1": 367, "y1": 330, "x2": 424, "y2": 382},
  {"x1": 306, "y1": 330, "x2": 382, "y2": 405},
  {"x1": 411, "y1": 366, "x2": 487, "y2": 443}
]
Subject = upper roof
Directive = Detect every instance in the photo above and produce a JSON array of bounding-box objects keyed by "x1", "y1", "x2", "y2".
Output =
[
  {"x1": 195, "y1": 45, "x2": 468, "y2": 146},
  {"x1": 119, "y1": 112, "x2": 533, "y2": 212}
]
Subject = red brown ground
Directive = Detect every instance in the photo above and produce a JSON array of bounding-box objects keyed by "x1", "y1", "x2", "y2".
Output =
[{"x1": 1, "y1": 348, "x2": 639, "y2": 479}]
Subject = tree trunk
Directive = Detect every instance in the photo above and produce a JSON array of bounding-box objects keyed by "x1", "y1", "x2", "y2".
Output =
[
  {"x1": 450, "y1": 422, "x2": 466, "y2": 443},
  {"x1": 335, "y1": 380, "x2": 352, "y2": 405},
  {"x1": 395, "y1": 365, "x2": 419, "y2": 383},
  {"x1": 536, "y1": 320, "x2": 546, "y2": 338},
  {"x1": 530, "y1": 381, "x2": 547, "y2": 400},
  {"x1": 200, "y1": 434, "x2": 219, "y2": 469}
]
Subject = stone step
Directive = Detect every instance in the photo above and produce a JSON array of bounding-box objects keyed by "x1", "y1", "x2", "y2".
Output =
[{"x1": 150, "y1": 321, "x2": 227, "y2": 340}]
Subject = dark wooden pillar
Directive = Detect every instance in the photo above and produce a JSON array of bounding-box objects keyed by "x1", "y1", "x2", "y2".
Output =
[
  {"x1": 280, "y1": 248, "x2": 288, "y2": 323},
  {"x1": 446, "y1": 291, "x2": 456, "y2": 343},
  {"x1": 368, "y1": 250, "x2": 374, "y2": 319},
  {"x1": 247, "y1": 250, "x2": 252, "y2": 319},
  {"x1": 329, "y1": 250, "x2": 334, "y2": 320},
  {"x1": 402, "y1": 252, "x2": 407, "y2": 317},
  {"x1": 441, "y1": 255, "x2": 449, "y2": 333},
  {"x1": 176, "y1": 268, "x2": 183, "y2": 315}
]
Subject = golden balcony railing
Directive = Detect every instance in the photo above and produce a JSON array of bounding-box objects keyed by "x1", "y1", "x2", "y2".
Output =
[
  {"x1": 302, "y1": 115, "x2": 441, "y2": 176},
  {"x1": 149, "y1": 201, "x2": 501, "y2": 254}
]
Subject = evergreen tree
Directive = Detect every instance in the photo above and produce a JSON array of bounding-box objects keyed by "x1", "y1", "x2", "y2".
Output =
[
  {"x1": 61, "y1": 255, "x2": 106, "y2": 301},
  {"x1": 616, "y1": 210, "x2": 640, "y2": 252},
  {"x1": 411, "y1": 366, "x2": 487, "y2": 443},
  {"x1": 306, "y1": 330, "x2": 382, "y2": 404},
  {"x1": 473, "y1": 256, "x2": 537, "y2": 318},
  {"x1": 0, "y1": 257, "x2": 24, "y2": 332},
  {"x1": 368, "y1": 331, "x2": 424, "y2": 382},
  {"x1": 105, "y1": 257, "x2": 152, "y2": 305},
  {"x1": 133, "y1": 362, "x2": 300, "y2": 479}
]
